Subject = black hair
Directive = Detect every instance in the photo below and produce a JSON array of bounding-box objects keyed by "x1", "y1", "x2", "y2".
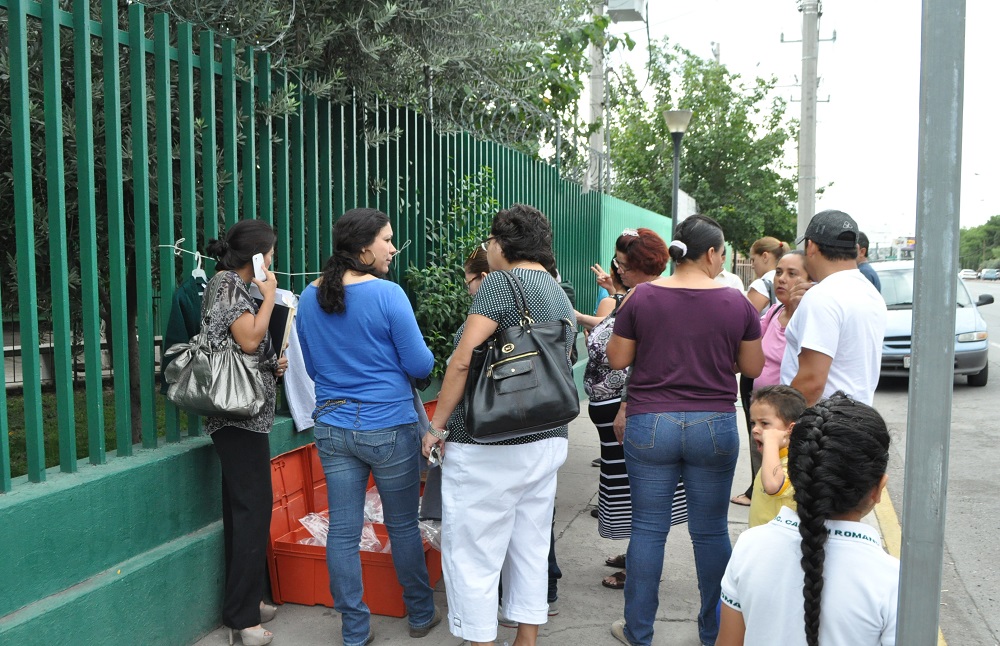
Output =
[
  {"x1": 491, "y1": 204, "x2": 556, "y2": 269},
  {"x1": 788, "y1": 392, "x2": 890, "y2": 646},
  {"x1": 810, "y1": 240, "x2": 858, "y2": 262},
  {"x1": 609, "y1": 257, "x2": 625, "y2": 290},
  {"x1": 750, "y1": 385, "x2": 806, "y2": 426},
  {"x1": 205, "y1": 220, "x2": 277, "y2": 271},
  {"x1": 317, "y1": 208, "x2": 390, "y2": 314},
  {"x1": 669, "y1": 214, "x2": 724, "y2": 264},
  {"x1": 857, "y1": 231, "x2": 870, "y2": 255}
]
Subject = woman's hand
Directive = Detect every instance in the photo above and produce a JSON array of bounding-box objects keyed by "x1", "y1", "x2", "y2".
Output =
[
  {"x1": 591, "y1": 263, "x2": 613, "y2": 292},
  {"x1": 274, "y1": 355, "x2": 288, "y2": 378},
  {"x1": 613, "y1": 403, "x2": 627, "y2": 444},
  {"x1": 251, "y1": 268, "x2": 278, "y2": 301},
  {"x1": 421, "y1": 430, "x2": 445, "y2": 461}
]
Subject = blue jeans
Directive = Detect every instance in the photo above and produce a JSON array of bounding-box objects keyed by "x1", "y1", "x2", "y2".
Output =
[
  {"x1": 621, "y1": 411, "x2": 739, "y2": 646},
  {"x1": 313, "y1": 421, "x2": 436, "y2": 646}
]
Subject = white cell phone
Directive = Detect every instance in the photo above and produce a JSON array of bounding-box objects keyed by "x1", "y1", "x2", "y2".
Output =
[{"x1": 252, "y1": 253, "x2": 267, "y2": 282}]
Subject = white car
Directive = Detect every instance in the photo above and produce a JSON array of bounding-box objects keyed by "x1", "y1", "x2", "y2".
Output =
[{"x1": 959, "y1": 268, "x2": 978, "y2": 280}]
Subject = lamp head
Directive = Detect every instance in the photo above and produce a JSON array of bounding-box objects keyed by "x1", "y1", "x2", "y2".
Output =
[{"x1": 663, "y1": 109, "x2": 694, "y2": 134}]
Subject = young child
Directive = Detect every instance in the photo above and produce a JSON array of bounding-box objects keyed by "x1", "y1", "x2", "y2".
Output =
[
  {"x1": 747, "y1": 385, "x2": 806, "y2": 528},
  {"x1": 717, "y1": 392, "x2": 897, "y2": 646}
]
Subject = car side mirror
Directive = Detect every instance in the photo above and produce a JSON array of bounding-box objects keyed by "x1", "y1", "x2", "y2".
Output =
[{"x1": 977, "y1": 294, "x2": 994, "y2": 306}]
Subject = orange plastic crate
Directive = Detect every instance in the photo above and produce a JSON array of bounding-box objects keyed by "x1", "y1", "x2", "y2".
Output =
[{"x1": 267, "y1": 444, "x2": 441, "y2": 616}]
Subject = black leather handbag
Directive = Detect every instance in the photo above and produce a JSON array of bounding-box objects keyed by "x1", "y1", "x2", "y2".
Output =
[{"x1": 464, "y1": 270, "x2": 580, "y2": 443}]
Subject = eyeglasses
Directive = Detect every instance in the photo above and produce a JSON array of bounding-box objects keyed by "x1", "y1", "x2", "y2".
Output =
[
  {"x1": 613, "y1": 258, "x2": 631, "y2": 273},
  {"x1": 480, "y1": 237, "x2": 494, "y2": 252},
  {"x1": 465, "y1": 275, "x2": 482, "y2": 287}
]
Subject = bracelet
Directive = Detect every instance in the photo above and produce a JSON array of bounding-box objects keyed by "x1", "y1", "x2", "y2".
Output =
[{"x1": 427, "y1": 426, "x2": 449, "y2": 440}]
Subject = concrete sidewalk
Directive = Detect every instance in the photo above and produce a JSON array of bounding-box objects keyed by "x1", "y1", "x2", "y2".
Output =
[{"x1": 196, "y1": 409, "x2": 881, "y2": 646}]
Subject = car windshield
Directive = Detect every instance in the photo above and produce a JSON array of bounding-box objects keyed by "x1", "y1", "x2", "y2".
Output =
[{"x1": 877, "y1": 267, "x2": 973, "y2": 309}]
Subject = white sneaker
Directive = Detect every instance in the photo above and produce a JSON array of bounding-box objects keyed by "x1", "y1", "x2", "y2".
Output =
[
  {"x1": 497, "y1": 608, "x2": 518, "y2": 628},
  {"x1": 547, "y1": 601, "x2": 559, "y2": 616},
  {"x1": 611, "y1": 618, "x2": 632, "y2": 645}
]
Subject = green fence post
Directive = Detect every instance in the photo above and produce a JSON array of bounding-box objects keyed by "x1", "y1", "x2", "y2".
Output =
[
  {"x1": 129, "y1": 2, "x2": 157, "y2": 448},
  {"x1": 289, "y1": 83, "x2": 305, "y2": 293},
  {"x1": 200, "y1": 30, "x2": 220, "y2": 257},
  {"x1": 73, "y1": 0, "x2": 108, "y2": 462},
  {"x1": 101, "y1": 0, "x2": 133, "y2": 456},
  {"x1": 303, "y1": 81, "x2": 320, "y2": 272},
  {"x1": 41, "y1": 0, "x2": 78, "y2": 469},
  {"x1": 221, "y1": 38, "x2": 238, "y2": 227},
  {"x1": 154, "y1": 13, "x2": 179, "y2": 443},
  {"x1": 242, "y1": 46, "x2": 257, "y2": 220},
  {"x1": 177, "y1": 22, "x2": 202, "y2": 437},
  {"x1": 273, "y1": 70, "x2": 291, "y2": 287},
  {"x1": 258, "y1": 52, "x2": 273, "y2": 227},
  {"x1": 318, "y1": 99, "x2": 333, "y2": 261}
]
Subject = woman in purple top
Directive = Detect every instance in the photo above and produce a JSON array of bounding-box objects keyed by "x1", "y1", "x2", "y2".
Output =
[
  {"x1": 753, "y1": 250, "x2": 812, "y2": 388},
  {"x1": 606, "y1": 215, "x2": 764, "y2": 646}
]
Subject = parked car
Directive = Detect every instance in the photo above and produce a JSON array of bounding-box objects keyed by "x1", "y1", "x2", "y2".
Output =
[
  {"x1": 981, "y1": 268, "x2": 999, "y2": 281},
  {"x1": 874, "y1": 261, "x2": 992, "y2": 386},
  {"x1": 959, "y1": 268, "x2": 979, "y2": 280}
]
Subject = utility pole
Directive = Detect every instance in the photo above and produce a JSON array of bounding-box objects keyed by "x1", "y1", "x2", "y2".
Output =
[
  {"x1": 584, "y1": 0, "x2": 605, "y2": 194},
  {"x1": 797, "y1": 0, "x2": 820, "y2": 242},
  {"x1": 899, "y1": 1, "x2": 966, "y2": 643}
]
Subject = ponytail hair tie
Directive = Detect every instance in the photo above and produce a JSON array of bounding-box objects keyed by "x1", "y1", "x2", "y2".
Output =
[{"x1": 669, "y1": 240, "x2": 688, "y2": 257}]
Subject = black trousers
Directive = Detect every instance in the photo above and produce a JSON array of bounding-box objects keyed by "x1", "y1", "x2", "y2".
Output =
[
  {"x1": 211, "y1": 426, "x2": 273, "y2": 629},
  {"x1": 739, "y1": 375, "x2": 761, "y2": 498}
]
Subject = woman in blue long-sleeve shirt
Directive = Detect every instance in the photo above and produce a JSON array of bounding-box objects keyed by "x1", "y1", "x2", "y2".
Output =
[{"x1": 296, "y1": 208, "x2": 441, "y2": 646}]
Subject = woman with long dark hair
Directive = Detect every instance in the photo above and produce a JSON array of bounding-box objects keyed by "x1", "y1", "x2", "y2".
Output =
[
  {"x1": 421, "y1": 204, "x2": 574, "y2": 646},
  {"x1": 295, "y1": 208, "x2": 441, "y2": 646},
  {"x1": 606, "y1": 215, "x2": 763, "y2": 646},
  {"x1": 203, "y1": 219, "x2": 286, "y2": 646},
  {"x1": 717, "y1": 393, "x2": 898, "y2": 645}
]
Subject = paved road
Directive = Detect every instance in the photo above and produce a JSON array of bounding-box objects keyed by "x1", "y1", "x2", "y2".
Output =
[{"x1": 873, "y1": 278, "x2": 1000, "y2": 646}]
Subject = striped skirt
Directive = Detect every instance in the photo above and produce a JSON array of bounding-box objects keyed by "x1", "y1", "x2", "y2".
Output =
[{"x1": 590, "y1": 399, "x2": 687, "y2": 540}]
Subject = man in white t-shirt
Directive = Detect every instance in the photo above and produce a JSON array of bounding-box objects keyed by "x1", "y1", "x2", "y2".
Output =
[{"x1": 781, "y1": 210, "x2": 887, "y2": 405}]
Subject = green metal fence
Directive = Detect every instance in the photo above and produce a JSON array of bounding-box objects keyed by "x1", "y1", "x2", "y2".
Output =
[{"x1": 0, "y1": 0, "x2": 668, "y2": 492}]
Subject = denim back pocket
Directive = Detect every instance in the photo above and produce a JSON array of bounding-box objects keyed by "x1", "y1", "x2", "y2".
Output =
[
  {"x1": 706, "y1": 412, "x2": 738, "y2": 456},
  {"x1": 625, "y1": 413, "x2": 658, "y2": 450},
  {"x1": 352, "y1": 430, "x2": 399, "y2": 466}
]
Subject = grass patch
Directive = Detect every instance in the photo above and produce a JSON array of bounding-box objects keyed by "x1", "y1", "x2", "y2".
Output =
[{"x1": 5, "y1": 388, "x2": 187, "y2": 478}]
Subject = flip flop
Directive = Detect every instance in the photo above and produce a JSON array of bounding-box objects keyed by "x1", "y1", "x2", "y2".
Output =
[
  {"x1": 605, "y1": 553, "x2": 626, "y2": 568},
  {"x1": 602, "y1": 571, "x2": 626, "y2": 590},
  {"x1": 730, "y1": 494, "x2": 751, "y2": 507}
]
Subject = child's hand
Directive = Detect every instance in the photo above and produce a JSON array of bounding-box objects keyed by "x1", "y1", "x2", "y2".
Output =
[{"x1": 761, "y1": 425, "x2": 788, "y2": 448}]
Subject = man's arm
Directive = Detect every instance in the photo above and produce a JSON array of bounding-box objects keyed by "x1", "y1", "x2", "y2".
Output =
[{"x1": 790, "y1": 348, "x2": 833, "y2": 406}]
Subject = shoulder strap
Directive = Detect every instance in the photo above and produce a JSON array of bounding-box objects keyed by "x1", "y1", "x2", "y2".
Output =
[{"x1": 497, "y1": 270, "x2": 534, "y2": 325}]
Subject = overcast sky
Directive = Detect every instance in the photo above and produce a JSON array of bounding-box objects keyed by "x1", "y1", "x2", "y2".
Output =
[{"x1": 605, "y1": 0, "x2": 998, "y2": 246}]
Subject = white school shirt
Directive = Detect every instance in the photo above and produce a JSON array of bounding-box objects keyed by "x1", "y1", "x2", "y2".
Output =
[
  {"x1": 721, "y1": 507, "x2": 899, "y2": 646},
  {"x1": 780, "y1": 269, "x2": 886, "y2": 405}
]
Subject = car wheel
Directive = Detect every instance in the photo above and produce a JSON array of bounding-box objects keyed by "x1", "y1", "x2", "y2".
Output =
[{"x1": 968, "y1": 363, "x2": 988, "y2": 387}]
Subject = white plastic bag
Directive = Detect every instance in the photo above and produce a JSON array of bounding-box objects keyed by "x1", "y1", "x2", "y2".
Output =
[
  {"x1": 419, "y1": 520, "x2": 442, "y2": 551},
  {"x1": 299, "y1": 510, "x2": 330, "y2": 545},
  {"x1": 360, "y1": 522, "x2": 391, "y2": 553},
  {"x1": 364, "y1": 489, "x2": 384, "y2": 523}
]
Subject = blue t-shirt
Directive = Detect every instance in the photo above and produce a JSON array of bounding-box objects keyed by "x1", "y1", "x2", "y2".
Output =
[
  {"x1": 859, "y1": 262, "x2": 882, "y2": 292},
  {"x1": 296, "y1": 279, "x2": 434, "y2": 430}
]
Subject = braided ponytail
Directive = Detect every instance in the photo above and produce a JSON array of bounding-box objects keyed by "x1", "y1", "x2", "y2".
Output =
[
  {"x1": 788, "y1": 392, "x2": 890, "y2": 646},
  {"x1": 317, "y1": 208, "x2": 389, "y2": 314}
]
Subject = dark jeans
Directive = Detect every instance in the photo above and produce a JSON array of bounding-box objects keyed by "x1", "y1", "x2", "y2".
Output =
[{"x1": 211, "y1": 426, "x2": 273, "y2": 629}]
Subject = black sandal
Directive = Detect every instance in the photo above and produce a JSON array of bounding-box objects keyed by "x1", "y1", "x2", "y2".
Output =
[
  {"x1": 604, "y1": 553, "x2": 626, "y2": 568},
  {"x1": 602, "y1": 571, "x2": 626, "y2": 590}
]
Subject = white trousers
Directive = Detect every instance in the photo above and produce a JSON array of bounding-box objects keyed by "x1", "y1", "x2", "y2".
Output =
[{"x1": 440, "y1": 437, "x2": 568, "y2": 642}]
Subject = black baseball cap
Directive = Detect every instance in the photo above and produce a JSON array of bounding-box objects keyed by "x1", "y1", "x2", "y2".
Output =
[{"x1": 796, "y1": 210, "x2": 859, "y2": 249}]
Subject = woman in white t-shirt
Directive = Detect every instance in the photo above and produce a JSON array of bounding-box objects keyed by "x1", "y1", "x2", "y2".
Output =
[{"x1": 717, "y1": 393, "x2": 898, "y2": 646}]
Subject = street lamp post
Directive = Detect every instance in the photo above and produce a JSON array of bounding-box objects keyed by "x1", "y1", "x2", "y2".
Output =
[{"x1": 663, "y1": 109, "x2": 693, "y2": 273}]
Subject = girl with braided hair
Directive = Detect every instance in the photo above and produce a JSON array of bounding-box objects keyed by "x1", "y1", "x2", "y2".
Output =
[{"x1": 717, "y1": 392, "x2": 899, "y2": 646}]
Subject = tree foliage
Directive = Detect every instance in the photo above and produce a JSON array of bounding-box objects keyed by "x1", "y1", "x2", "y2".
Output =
[
  {"x1": 607, "y1": 40, "x2": 798, "y2": 253},
  {"x1": 144, "y1": 0, "x2": 632, "y2": 168},
  {"x1": 959, "y1": 215, "x2": 1000, "y2": 269}
]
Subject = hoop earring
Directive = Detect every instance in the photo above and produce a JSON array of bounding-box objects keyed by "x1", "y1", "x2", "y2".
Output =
[{"x1": 360, "y1": 249, "x2": 376, "y2": 265}]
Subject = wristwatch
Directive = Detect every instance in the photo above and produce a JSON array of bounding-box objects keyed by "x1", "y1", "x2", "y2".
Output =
[{"x1": 427, "y1": 426, "x2": 449, "y2": 440}]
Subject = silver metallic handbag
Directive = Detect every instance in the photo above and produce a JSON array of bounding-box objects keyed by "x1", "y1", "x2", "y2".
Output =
[{"x1": 163, "y1": 276, "x2": 265, "y2": 420}]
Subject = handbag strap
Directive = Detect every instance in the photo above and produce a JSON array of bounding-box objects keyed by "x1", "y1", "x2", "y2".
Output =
[{"x1": 496, "y1": 270, "x2": 534, "y2": 326}]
